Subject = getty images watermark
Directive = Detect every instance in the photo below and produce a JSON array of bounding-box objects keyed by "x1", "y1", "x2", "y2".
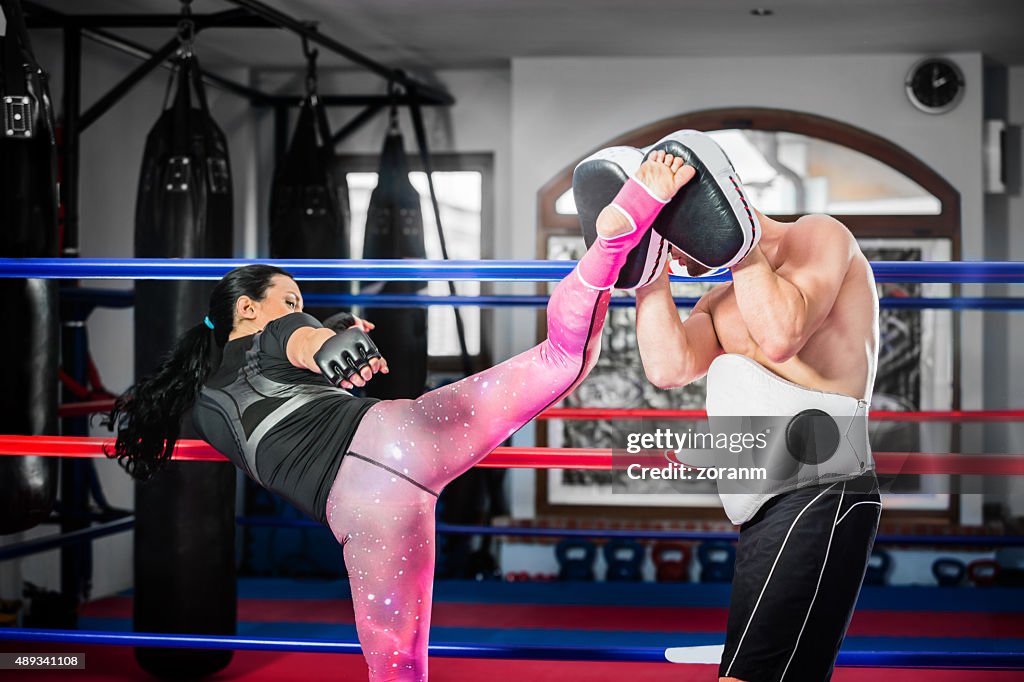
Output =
[
  {"x1": 610, "y1": 414, "x2": 874, "y2": 495},
  {"x1": 607, "y1": 413, "x2": 1005, "y2": 497},
  {"x1": 620, "y1": 427, "x2": 769, "y2": 484}
]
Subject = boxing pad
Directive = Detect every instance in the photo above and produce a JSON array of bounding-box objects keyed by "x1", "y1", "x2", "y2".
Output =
[
  {"x1": 573, "y1": 146, "x2": 669, "y2": 290},
  {"x1": 647, "y1": 130, "x2": 760, "y2": 277}
]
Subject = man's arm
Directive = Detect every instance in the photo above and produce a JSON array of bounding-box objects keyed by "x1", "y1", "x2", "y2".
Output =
[
  {"x1": 730, "y1": 215, "x2": 854, "y2": 363},
  {"x1": 635, "y1": 269, "x2": 723, "y2": 389}
]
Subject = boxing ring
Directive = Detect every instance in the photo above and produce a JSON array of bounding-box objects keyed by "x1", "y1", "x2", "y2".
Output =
[{"x1": 2, "y1": 257, "x2": 1024, "y2": 675}]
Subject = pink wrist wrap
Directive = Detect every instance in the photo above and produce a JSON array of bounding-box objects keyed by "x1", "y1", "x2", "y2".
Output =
[
  {"x1": 606, "y1": 175, "x2": 669, "y2": 240},
  {"x1": 577, "y1": 175, "x2": 671, "y2": 290}
]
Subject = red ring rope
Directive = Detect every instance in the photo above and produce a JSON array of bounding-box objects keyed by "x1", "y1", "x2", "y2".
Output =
[
  {"x1": 539, "y1": 407, "x2": 1024, "y2": 423},
  {"x1": 2, "y1": 436, "x2": 1023, "y2": 476},
  {"x1": 58, "y1": 400, "x2": 1024, "y2": 423}
]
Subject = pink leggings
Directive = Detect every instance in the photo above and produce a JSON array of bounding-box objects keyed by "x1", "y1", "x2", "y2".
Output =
[{"x1": 324, "y1": 184, "x2": 660, "y2": 680}]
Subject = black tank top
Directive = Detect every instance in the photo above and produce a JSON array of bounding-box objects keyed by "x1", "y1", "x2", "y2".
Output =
[{"x1": 193, "y1": 312, "x2": 378, "y2": 524}]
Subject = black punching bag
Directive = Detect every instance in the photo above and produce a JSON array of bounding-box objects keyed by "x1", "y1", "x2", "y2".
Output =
[
  {"x1": 269, "y1": 89, "x2": 349, "y2": 322},
  {"x1": 0, "y1": 0, "x2": 60, "y2": 534},
  {"x1": 133, "y1": 53, "x2": 235, "y2": 678},
  {"x1": 362, "y1": 127, "x2": 428, "y2": 399}
]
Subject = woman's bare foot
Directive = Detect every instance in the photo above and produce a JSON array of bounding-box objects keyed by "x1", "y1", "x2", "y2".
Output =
[
  {"x1": 596, "y1": 150, "x2": 695, "y2": 238},
  {"x1": 637, "y1": 149, "x2": 694, "y2": 200}
]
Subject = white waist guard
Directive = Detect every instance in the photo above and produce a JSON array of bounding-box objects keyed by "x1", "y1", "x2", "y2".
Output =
[{"x1": 705, "y1": 354, "x2": 874, "y2": 525}]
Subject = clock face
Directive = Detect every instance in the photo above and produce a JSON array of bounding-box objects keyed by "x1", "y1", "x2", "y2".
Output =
[{"x1": 906, "y1": 59, "x2": 964, "y2": 114}]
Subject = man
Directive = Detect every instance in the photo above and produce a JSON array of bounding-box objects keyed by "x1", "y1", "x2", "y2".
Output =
[{"x1": 632, "y1": 132, "x2": 882, "y2": 682}]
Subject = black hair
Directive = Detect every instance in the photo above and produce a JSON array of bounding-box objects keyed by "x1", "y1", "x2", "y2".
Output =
[{"x1": 103, "y1": 264, "x2": 294, "y2": 480}]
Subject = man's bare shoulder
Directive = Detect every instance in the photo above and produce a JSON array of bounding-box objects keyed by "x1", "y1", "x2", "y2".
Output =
[
  {"x1": 783, "y1": 214, "x2": 855, "y2": 255},
  {"x1": 791, "y1": 213, "x2": 853, "y2": 238}
]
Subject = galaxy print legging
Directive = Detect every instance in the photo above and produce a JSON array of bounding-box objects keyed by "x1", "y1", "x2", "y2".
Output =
[{"x1": 324, "y1": 177, "x2": 667, "y2": 681}]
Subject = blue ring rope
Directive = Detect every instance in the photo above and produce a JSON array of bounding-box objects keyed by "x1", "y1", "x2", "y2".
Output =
[
  {"x1": 58, "y1": 288, "x2": 1024, "y2": 311},
  {"x1": 4, "y1": 516, "x2": 1015, "y2": 564},
  {"x1": 4, "y1": 258, "x2": 1024, "y2": 283},
  {"x1": 0, "y1": 629, "x2": 1019, "y2": 668},
  {"x1": 235, "y1": 518, "x2": 1023, "y2": 548}
]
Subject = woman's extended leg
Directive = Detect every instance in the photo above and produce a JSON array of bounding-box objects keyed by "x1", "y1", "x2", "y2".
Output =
[
  {"x1": 344, "y1": 152, "x2": 693, "y2": 492},
  {"x1": 326, "y1": 151, "x2": 693, "y2": 681}
]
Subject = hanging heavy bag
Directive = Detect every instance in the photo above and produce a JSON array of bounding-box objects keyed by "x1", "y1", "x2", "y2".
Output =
[
  {"x1": 361, "y1": 127, "x2": 428, "y2": 399},
  {"x1": 269, "y1": 90, "x2": 349, "y2": 323},
  {"x1": 0, "y1": 0, "x2": 60, "y2": 535},
  {"x1": 133, "y1": 52, "x2": 235, "y2": 679},
  {"x1": 261, "y1": 63, "x2": 351, "y2": 578}
]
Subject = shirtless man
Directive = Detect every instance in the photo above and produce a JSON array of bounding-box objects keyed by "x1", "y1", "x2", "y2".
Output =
[{"x1": 630, "y1": 136, "x2": 882, "y2": 681}]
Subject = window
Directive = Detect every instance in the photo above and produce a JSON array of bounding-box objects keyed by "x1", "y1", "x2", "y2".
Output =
[
  {"x1": 555, "y1": 130, "x2": 941, "y2": 217},
  {"x1": 338, "y1": 153, "x2": 492, "y2": 358}
]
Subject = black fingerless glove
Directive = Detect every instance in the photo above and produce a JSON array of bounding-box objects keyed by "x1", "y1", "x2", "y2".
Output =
[
  {"x1": 314, "y1": 328, "x2": 382, "y2": 387},
  {"x1": 322, "y1": 311, "x2": 357, "y2": 332}
]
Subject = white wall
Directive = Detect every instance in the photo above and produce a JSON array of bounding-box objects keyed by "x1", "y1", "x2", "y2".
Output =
[{"x1": 506, "y1": 53, "x2": 988, "y2": 520}]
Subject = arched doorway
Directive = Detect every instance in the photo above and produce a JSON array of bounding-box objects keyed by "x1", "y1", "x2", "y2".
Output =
[
  {"x1": 537, "y1": 107, "x2": 960, "y2": 249},
  {"x1": 534, "y1": 108, "x2": 960, "y2": 522}
]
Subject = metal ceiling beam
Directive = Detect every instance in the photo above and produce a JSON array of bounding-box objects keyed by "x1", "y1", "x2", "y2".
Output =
[
  {"x1": 22, "y1": 2, "x2": 276, "y2": 105},
  {"x1": 24, "y1": 7, "x2": 271, "y2": 29},
  {"x1": 22, "y1": 1, "x2": 456, "y2": 108},
  {"x1": 223, "y1": 0, "x2": 455, "y2": 105},
  {"x1": 263, "y1": 94, "x2": 450, "y2": 108},
  {"x1": 88, "y1": 26, "x2": 274, "y2": 104}
]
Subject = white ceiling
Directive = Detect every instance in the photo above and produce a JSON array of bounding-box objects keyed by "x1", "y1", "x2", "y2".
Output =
[{"x1": 31, "y1": 0, "x2": 1024, "y2": 72}]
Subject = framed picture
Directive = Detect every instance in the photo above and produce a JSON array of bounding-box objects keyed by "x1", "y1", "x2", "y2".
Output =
[{"x1": 860, "y1": 239, "x2": 954, "y2": 513}]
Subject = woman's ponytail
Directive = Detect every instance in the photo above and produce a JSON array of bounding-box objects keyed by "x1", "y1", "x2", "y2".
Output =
[{"x1": 103, "y1": 322, "x2": 216, "y2": 480}]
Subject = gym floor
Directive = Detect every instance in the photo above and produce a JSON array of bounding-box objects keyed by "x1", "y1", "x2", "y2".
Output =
[{"x1": 3, "y1": 577, "x2": 1021, "y2": 680}]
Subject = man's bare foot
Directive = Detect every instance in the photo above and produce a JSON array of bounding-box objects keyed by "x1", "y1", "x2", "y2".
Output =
[{"x1": 596, "y1": 150, "x2": 695, "y2": 238}]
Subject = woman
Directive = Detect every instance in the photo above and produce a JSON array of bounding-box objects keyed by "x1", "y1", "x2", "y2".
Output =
[{"x1": 108, "y1": 151, "x2": 693, "y2": 681}]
